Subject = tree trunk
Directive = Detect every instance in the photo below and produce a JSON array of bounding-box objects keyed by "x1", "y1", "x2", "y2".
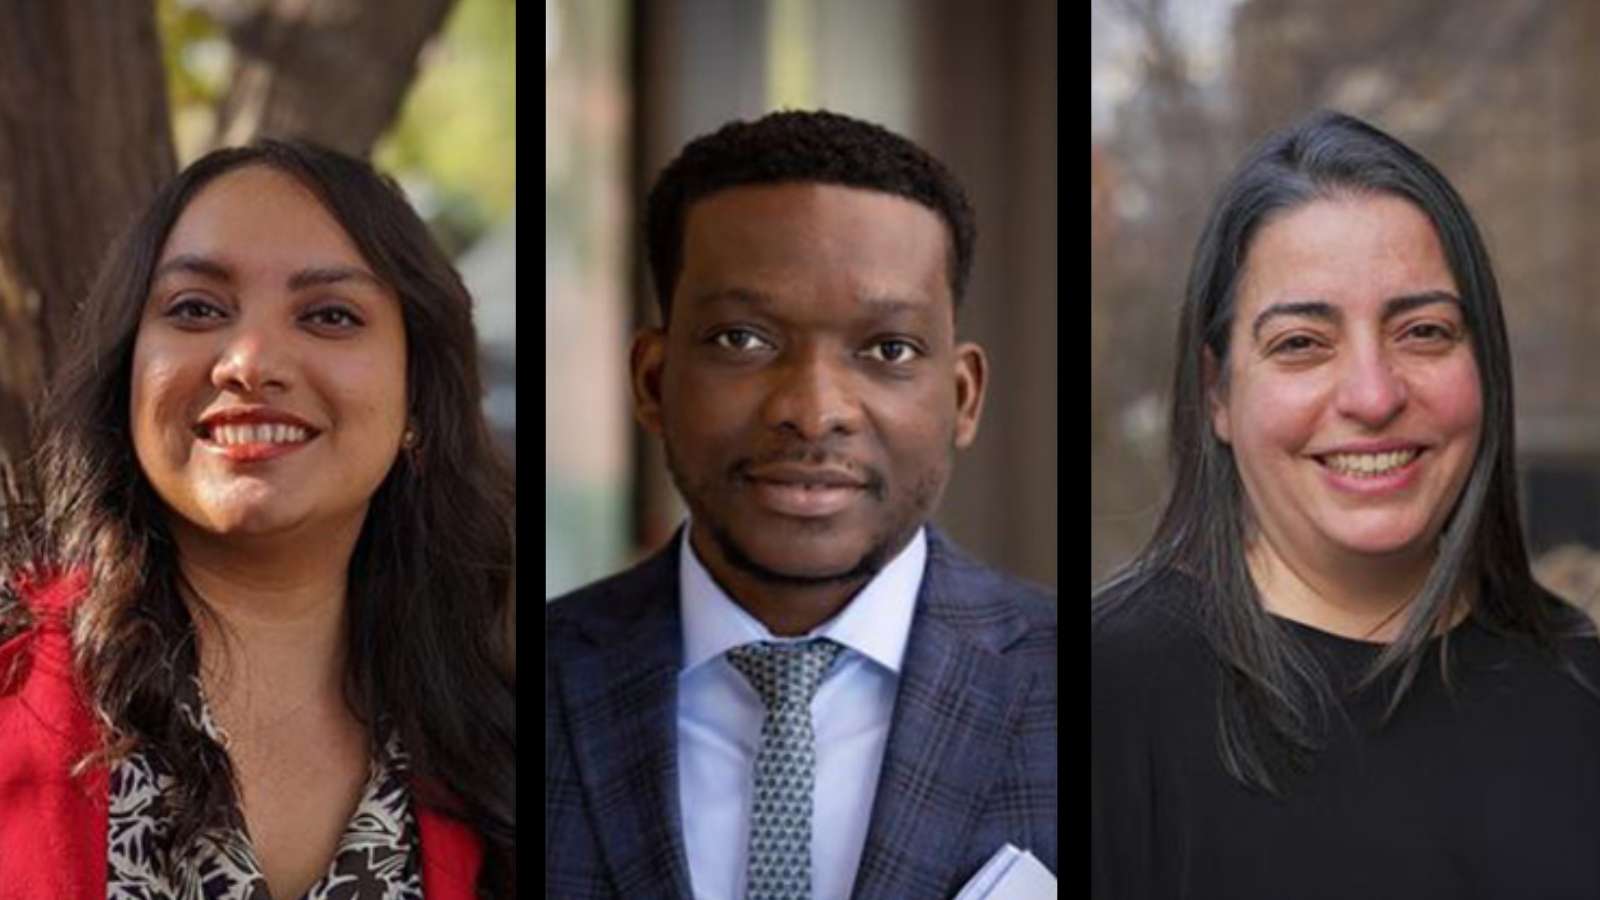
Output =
[
  {"x1": 208, "y1": 0, "x2": 461, "y2": 157},
  {"x1": 0, "y1": 1, "x2": 177, "y2": 475}
]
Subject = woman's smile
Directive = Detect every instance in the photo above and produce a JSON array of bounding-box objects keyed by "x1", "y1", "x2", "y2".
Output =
[
  {"x1": 1313, "y1": 446, "x2": 1428, "y2": 496},
  {"x1": 193, "y1": 408, "x2": 324, "y2": 465},
  {"x1": 197, "y1": 428, "x2": 319, "y2": 464}
]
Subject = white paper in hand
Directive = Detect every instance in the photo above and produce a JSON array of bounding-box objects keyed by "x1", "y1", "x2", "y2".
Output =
[{"x1": 953, "y1": 844, "x2": 1057, "y2": 899}]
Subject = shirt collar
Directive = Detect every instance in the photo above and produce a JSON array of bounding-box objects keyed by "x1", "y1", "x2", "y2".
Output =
[{"x1": 680, "y1": 523, "x2": 927, "y2": 676}]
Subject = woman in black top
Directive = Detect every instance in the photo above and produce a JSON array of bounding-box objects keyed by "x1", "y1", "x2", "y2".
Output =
[{"x1": 1091, "y1": 111, "x2": 1600, "y2": 899}]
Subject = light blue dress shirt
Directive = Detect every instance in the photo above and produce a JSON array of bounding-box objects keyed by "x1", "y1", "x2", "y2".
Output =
[{"x1": 677, "y1": 526, "x2": 928, "y2": 900}]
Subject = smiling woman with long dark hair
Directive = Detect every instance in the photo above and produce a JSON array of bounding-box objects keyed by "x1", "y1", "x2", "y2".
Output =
[
  {"x1": 0, "y1": 141, "x2": 514, "y2": 899},
  {"x1": 1091, "y1": 111, "x2": 1600, "y2": 899}
]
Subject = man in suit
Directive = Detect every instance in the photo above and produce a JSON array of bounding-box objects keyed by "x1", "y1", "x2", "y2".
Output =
[{"x1": 546, "y1": 110, "x2": 1057, "y2": 900}]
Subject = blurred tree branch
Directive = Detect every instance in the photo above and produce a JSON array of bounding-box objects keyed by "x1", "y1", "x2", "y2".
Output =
[{"x1": 199, "y1": 0, "x2": 461, "y2": 157}]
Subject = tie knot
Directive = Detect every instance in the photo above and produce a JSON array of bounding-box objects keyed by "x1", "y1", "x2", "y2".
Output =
[{"x1": 726, "y1": 639, "x2": 843, "y2": 709}]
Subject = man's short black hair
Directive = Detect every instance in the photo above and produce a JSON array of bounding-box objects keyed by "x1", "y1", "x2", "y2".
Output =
[{"x1": 646, "y1": 110, "x2": 977, "y2": 322}]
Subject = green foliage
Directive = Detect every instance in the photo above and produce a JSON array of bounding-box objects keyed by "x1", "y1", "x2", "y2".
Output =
[
  {"x1": 155, "y1": 0, "x2": 517, "y2": 252},
  {"x1": 156, "y1": 0, "x2": 228, "y2": 109},
  {"x1": 378, "y1": 0, "x2": 518, "y2": 252}
]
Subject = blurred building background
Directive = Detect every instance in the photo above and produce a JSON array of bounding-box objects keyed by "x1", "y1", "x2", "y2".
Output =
[
  {"x1": 546, "y1": 0, "x2": 1059, "y2": 598},
  {"x1": 1092, "y1": 0, "x2": 1600, "y2": 615}
]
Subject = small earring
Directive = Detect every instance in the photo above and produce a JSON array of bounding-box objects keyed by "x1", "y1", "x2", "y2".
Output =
[{"x1": 402, "y1": 424, "x2": 421, "y2": 450}]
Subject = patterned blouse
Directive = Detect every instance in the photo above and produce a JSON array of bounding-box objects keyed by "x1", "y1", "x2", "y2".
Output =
[{"x1": 105, "y1": 688, "x2": 423, "y2": 900}]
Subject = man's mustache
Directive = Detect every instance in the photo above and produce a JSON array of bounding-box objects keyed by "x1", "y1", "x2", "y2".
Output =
[{"x1": 731, "y1": 449, "x2": 887, "y2": 500}]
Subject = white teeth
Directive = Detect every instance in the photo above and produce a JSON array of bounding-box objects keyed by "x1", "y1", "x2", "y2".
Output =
[
  {"x1": 1323, "y1": 449, "x2": 1421, "y2": 477},
  {"x1": 207, "y1": 424, "x2": 311, "y2": 446}
]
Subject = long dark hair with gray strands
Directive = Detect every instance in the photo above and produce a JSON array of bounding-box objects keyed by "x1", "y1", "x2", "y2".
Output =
[{"x1": 1093, "y1": 110, "x2": 1594, "y2": 794}]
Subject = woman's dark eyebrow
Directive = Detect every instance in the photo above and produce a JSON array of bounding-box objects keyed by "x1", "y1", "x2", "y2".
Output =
[
  {"x1": 287, "y1": 265, "x2": 386, "y2": 292},
  {"x1": 1251, "y1": 291, "x2": 1462, "y2": 343},
  {"x1": 150, "y1": 255, "x2": 384, "y2": 292},
  {"x1": 1251, "y1": 301, "x2": 1337, "y2": 343},
  {"x1": 1383, "y1": 291, "x2": 1463, "y2": 321},
  {"x1": 152, "y1": 254, "x2": 233, "y2": 284}
]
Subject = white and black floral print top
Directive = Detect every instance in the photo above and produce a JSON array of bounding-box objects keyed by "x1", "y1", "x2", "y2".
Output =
[{"x1": 106, "y1": 686, "x2": 423, "y2": 900}]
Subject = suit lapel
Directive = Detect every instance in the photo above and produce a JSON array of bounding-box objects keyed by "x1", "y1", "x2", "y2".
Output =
[
  {"x1": 850, "y1": 532, "x2": 1035, "y2": 900},
  {"x1": 557, "y1": 545, "x2": 695, "y2": 900}
]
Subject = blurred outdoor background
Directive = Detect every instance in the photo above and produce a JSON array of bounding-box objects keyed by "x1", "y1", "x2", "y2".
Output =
[
  {"x1": 546, "y1": 0, "x2": 1059, "y2": 599},
  {"x1": 1091, "y1": 0, "x2": 1600, "y2": 614},
  {"x1": 0, "y1": 0, "x2": 517, "y2": 513}
]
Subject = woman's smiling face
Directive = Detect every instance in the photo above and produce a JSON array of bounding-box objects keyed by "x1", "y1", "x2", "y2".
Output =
[
  {"x1": 1212, "y1": 194, "x2": 1483, "y2": 566},
  {"x1": 130, "y1": 165, "x2": 409, "y2": 539}
]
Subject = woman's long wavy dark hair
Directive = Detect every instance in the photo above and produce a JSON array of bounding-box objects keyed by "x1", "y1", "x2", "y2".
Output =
[
  {"x1": 1093, "y1": 110, "x2": 1592, "y2": 796},
  {"x1": 0, "y1": 140, "x2": 515, "y2": 895}
]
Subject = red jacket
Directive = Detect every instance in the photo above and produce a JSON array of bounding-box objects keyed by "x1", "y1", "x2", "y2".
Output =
[{"x1": 0, "y1": 573, "x2": 484, "y2": 899}]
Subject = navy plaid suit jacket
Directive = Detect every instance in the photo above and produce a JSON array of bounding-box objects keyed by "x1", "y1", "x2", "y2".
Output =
[{"x1": 545, "y1": 528, "x2": 1058, "y2": 899}]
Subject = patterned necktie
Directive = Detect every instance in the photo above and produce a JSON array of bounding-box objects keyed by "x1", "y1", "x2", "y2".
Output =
[{"x1": 725, "y1": 639, "x2": 845, "y2": 900}]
